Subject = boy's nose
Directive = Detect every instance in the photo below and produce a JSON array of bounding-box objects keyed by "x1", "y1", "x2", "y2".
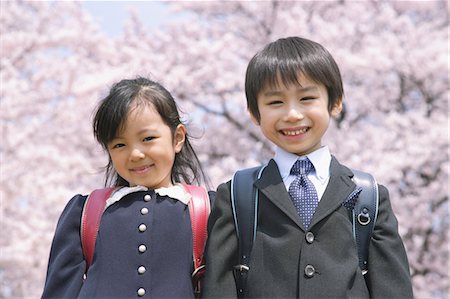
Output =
[
  {"x1": 130, "y1": 148, "x2": 145, "y2": 161},
  {"x1": 285, "y1": 107, "x2": 304, "y2": 122}
]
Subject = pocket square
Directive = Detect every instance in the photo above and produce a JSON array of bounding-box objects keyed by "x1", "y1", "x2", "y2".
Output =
[{"x1": 342, "y1": 187, "x2": 363, "y2": 210}]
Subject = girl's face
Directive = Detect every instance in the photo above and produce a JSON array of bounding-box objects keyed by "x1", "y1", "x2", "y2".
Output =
[{"x1": 107, "y1": 103, "x2": 185, "y2": 189}]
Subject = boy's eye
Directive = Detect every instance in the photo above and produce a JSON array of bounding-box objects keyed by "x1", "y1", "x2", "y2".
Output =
[{"x1": 143, "y1": 136, "x2": 155, "y2": 142}]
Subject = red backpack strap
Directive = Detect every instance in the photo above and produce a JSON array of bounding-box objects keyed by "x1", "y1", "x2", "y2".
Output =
[
  {"x1": 81, "y1": 187, "x2": 116, "y2": 273},
  {"x1": 182, "y1": 184, "x2": 211, "y2": 297}
]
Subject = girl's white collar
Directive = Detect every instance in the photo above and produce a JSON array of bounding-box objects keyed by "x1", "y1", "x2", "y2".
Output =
[{"x1": 104, "y1": 184, "x2": 191, "y2": 209}]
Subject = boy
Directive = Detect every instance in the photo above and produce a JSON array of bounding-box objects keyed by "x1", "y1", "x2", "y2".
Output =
[{"x1": 202, "y1": 37, "x2": 413, "y2": 298}]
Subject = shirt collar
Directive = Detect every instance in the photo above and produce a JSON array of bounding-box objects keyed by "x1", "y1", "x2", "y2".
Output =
[
  {"x1": 274, "y1": 146, "x2": 331, "y2": 183},
  {"x1": 104, "y1": 184, "x2": 191, "y2": 209}
]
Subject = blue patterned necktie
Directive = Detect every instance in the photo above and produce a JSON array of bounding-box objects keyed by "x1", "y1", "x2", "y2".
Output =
[{"x1": 288, "y1": 159, "x2": 319, "y2": 229}]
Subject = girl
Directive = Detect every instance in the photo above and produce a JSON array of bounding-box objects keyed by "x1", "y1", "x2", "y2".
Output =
[{"x1": 42, "y1": 77, "x2": 212, "y2": 298}]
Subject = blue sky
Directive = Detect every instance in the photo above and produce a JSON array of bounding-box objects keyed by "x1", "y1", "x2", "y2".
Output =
[{"x1": 82, "y1": 1, "x2": 172, "y2": 36}]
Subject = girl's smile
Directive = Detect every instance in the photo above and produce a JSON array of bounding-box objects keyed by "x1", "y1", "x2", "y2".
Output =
[{"x1": 129, "y1": 164, "x2": 153, "y2": 175}]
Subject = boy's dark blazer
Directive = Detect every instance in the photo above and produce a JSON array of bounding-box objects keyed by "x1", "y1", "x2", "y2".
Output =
[{"x1": 202, "y1": 157, "x2": 413, "y2": 298}]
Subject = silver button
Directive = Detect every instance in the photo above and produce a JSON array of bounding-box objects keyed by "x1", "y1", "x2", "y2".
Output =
[
  {"x1": 144, "y1": 194, "x2": 151, "y2": 202},
  {"x1": 139, "y1": 224, "x2": 147, "y2": 232},
  {"x1": 138, "y1": 266, "x2": 146, "y2": 274},
  {"x1": 304, "y1": 264, "x2": 315, "y2": 278},
  {"x1": 305, "y1": 232, "x2": 314, "y2": 244},
  {"x1": 138, "y1": 244, "x2": 147, "y2": 253},
  {"x1": 140, "y1": 207, "x2": 149, "y2": 215},
  {"x1": 137, "y1": 288, "x2": 145, "y2": 296}
]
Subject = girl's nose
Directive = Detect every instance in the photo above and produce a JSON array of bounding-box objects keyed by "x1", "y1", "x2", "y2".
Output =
[{"x1": 130, "y1": 148, "x2": 145, "y2": 161}]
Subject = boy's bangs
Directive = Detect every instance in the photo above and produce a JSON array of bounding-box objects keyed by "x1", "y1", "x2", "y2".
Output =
[{"x1": 261, "y1": 63, "x2": 304, "y2": 91}]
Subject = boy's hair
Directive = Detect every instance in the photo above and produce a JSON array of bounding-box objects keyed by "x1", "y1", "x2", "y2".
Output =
[
  {"x1": 93, "y1": 77, "x2": 208, "y2": 188},
  {"x1": 245, "y1": 36, "x2": 344, "y2": 122}
]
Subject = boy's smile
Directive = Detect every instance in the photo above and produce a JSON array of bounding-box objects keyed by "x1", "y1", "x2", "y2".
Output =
[
  {"x1": 253, "y1": 74, "x2": 342, "y2": 156},
  {"x1": 281, "y1": 127, "x2": 308, "y2": 136}
]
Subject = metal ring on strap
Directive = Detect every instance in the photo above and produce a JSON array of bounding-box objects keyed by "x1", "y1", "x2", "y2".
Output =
[{"x1": 357, "y1": 212, "x2": 371, "y2": 226}]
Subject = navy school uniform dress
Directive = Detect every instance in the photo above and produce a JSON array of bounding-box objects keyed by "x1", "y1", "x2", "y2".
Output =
[{"x1": 42, "y1": 185, "x2": 214, "y2": 299}]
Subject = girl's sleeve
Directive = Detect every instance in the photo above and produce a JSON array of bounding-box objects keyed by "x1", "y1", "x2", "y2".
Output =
[
  {"x1": 366, "y1": 185, "x2": 414, "y2": 298},
  {"x1": 41, "y1": 194, "x2": 87, "y2": 299},
  {"x1": 202, "y1": 182, "x2": 238, "y2": 299}
]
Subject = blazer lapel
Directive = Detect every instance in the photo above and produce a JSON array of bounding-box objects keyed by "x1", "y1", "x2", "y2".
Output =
[
  {"x1": 310, "y1": 156, "x2": 356, "y2": 227},
  {"x1": 254, "y1": 159, "x2": 303, "y2": 229}
]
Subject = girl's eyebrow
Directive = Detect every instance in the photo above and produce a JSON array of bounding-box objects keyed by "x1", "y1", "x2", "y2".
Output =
[
  {"x1": 138, "y1": 128, "x2": 158, "y2": 135},
  {"x1": 297, "y1": 86, "x2": 319, "y2": 93},
  {"x1": 111, "y1": 134, "x2": 123, "y2": 140}
]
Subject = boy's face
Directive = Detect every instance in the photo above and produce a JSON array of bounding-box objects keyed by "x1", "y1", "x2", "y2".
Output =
[{"x1": 252, "y1": 74, "x2": 342, "y2": 156}]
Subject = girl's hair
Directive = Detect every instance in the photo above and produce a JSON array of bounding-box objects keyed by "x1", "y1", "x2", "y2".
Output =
[
  {"x1": 245, "y1": 36, "x2": 344, "y2": 122},
  {"x1": 93, "y1": 77, "x2": 208, "y2": 188}
]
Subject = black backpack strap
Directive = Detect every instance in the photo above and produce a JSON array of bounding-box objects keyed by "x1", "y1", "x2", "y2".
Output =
[
  {"x1": 231, "y1": 165, "x2": 265, "y2": 298},
  {"x1": 351, "y1": 169, "x2": 379, "y2": 275}
]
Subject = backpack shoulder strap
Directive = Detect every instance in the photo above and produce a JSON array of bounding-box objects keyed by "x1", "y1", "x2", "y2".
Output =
[
  {"x1": 81, "y1": 187, "x2": 116, "y2": 272},
  {"x1": 182, "y1": 184, "x2": 211, "y2": 298},
  {"x1": 231, "y1": 165, "x2": 265, "y2": 297},
  {"x1": 351, "y1": 169, "x2": 379, "y2": 275}
]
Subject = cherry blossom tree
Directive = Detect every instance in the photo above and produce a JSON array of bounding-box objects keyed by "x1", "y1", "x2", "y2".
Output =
[
  {"x1": 0, "y1": 1, "x2": 448, "y2": 298},
  {"x1": 0, "y1": 2, "x2": 119, "y2": 297}
]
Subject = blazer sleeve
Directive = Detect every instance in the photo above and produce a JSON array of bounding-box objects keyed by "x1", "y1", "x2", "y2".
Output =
[
  {"x1": 366, "y1": 185, "x2": 414, "y2": 298},
  {"x1": 202, "y1": 182, "x2": 238, "y2": 299},
  {"x1": 41, "y1": 194, "x2": 87, "y2": 299}
]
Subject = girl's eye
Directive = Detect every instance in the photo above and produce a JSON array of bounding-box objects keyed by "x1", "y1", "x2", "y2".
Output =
[
  {"x1": 268, "y1": 100, "x2": 283, "y2": 105},
  {"x1": 111, "y1": 143, "x2": 125, "y2": 149},
  {"x1": 301, "y1": 97, "x2": 316, "y2": 101}
]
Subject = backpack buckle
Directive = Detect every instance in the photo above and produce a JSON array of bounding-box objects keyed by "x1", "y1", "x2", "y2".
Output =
[
  {"x1": 233, "y1": 264, "x2": 250, "y2": 296},
  {"x1": 233, "y1": 264, "x2": 249, "y2": 273}
]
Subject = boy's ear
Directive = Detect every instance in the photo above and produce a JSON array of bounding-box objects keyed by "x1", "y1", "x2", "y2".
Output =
[
  {"x1": 331, "y1": 98, "x2": 343, "y2": 117},
  {"x1": 174, "y1": 124, "x2": 186, "y2": 153}
]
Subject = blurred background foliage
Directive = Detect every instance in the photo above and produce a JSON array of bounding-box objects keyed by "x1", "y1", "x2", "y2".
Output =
[{"x1": 0, "y1": 1, "x2": 448, "y2": 298}]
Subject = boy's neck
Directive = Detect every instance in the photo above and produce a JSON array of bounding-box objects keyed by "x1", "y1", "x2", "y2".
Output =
[
  {"x1": 273, "y1": 145, "x2": 332, "y2": 183},
  {"x1": 274, "y1": 145, "x2": 329, "y2": 161}
]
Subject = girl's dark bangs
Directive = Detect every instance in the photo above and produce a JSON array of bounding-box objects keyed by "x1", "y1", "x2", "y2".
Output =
[{"x1": 98, "y1": 98, "x2": 129, "y2": 146}]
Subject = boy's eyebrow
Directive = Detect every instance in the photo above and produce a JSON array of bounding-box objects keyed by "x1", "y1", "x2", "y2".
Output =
[
  {"x1": 263, "y1": 85, "x2": 319, "y2": 96},
  {"x1": 263, "y1": 90, "x2": 284, "y2": 96}
]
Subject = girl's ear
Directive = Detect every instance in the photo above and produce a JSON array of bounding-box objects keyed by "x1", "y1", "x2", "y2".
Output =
[
  {"x1": 249, "y1": 110, "x2": 260, "y2": 126},
  {"x1": 174, "y1": 124, "x2": 186, "y2": 153},
  {"x1": 331, "y1": 98, "x2": 343, "y2": 117}
]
